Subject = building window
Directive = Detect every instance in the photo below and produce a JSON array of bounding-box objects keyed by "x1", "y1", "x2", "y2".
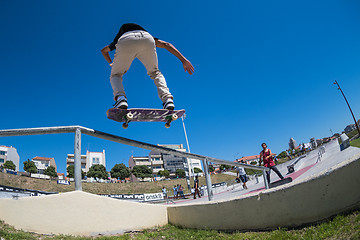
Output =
[
  {"x1": 0, "y1": 151, "x2": 6, "y2": 155},
  {"x1": 0, "y1": 159, "x2": 4, "y2": 163},
  {"x1": 92, "y1": 157, "x2": 100, "y2": 164},
  {"x1": 45, "y1": 163, "x2": 49, "y2": 167}
]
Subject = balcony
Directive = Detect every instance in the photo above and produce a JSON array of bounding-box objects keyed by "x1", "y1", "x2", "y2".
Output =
[
  {"x1": 135, "y1": 161, "x2": 151, "y2": 166},
  {"x1": 152, "y1": 168, "x2": 164, "y2": 173},
  {"x1": 151, "y1": 160, "x2": 163, "y2": 165},
  {"x1": 66, "y1": 158, "x2": 86, "y2": 164}
]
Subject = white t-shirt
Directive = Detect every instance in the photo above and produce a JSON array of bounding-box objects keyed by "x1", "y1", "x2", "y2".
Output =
[{"x1": 237, "y1": 166, "x2": 246, "y2": 176}]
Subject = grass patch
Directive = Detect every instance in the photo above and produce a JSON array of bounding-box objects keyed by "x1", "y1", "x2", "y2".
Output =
[
  {"x1": 350, "y1": 138, "x2": 360, "y2": 148},
  {"x1": 0, "y1": 172, "x2": 235, "y2": 195},
  {"x1": 1, "y1": 211, "x2": 359, "y2": 239}
]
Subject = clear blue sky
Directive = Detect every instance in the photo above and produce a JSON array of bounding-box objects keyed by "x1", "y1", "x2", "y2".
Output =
[{"x1": 1, "y1": 0, "x2": 360, "y2": 175}]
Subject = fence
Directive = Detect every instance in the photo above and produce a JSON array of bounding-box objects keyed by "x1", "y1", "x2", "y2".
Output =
[
  {"x1": 0, "y1": 125, "x2": 270, "y2": 201},
  {"x1": 317, "y1": 145, "x2": 326, "y2": 163}
]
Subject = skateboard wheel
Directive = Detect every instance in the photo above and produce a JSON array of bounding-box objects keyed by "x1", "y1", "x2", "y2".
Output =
[
  {"x1": 171, "y1": 114, "x2": 178, "y2": 121},
  {"x1": 126, "y1": 113, "x2": 133, "y2": 120},
  {"x1": 165, "y1": 123, "x2": 171, "y2": 128},
  {"x1": 122, "y1": 123, "x2": 129, "y2": 129}
]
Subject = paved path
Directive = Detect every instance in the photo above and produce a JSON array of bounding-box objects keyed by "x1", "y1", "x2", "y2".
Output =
[{"x1": 165, "y1": 139, "x2": 360, "y2": 205}]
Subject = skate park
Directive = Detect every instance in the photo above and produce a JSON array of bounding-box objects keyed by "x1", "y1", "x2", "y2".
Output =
[{"x1": 0, "y1": 126, "x2": 359, "y2": 236}]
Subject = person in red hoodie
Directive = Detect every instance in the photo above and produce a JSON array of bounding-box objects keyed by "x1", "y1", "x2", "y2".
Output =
[{"x1": 259, "y1": 143, "x2": 284, "y2": 183}]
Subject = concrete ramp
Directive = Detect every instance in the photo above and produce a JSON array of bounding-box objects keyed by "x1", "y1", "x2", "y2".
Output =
[
  {"x1": 167, "y1": 152, "x2": 360, "y2": 231},
  {"x1": 0, "y1": 191, "x2": 167, "y2": 236}
]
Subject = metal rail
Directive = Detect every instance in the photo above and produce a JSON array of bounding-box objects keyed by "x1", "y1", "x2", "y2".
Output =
[{"x1": 0, "y1": 126, "x2": 270, "y2": 200}]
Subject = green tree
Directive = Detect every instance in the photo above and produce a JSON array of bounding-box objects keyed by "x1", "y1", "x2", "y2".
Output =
[
  {"x1": 87, "y1": 164, "x2": 108, "y2": 180},
  {"x1": 67, "y1": 165, "x2": 74, "y2": 178},
  {"x1": 3, "y1": 160, "x2": 16, "y2": 171},
  {"x1": 277, "y1": 151, "x2": 287, "y2": 159},
  {"x1": 220, "y1": 164, "x2": 231, "y2": 170},
  {"x1": 23, "y1": 159, "x2": 37, "y2": 174},
  {"x1": 131, "y1": 165, "x2": 152, "y2": 180},
  {"x1": 44, "y1": 166, "x2": 57, "y2": 178},
  {"x1": 193, "y1": 167, "x2": 203, "y2": 173},
  {"x1": 66, "y1": 165, "x2": 85, "y2": 179},
  {"x1": 110, "y1": 163, "x2": 131, "y2": 180},
  {"x1": 209, "y1": 165, "x2": 215, "y2": 172},
  {"x1": 158, "y1": 169, "x2": 170, "y2": 178},
  {"x1": 175, "y1": 168, "x2": 186, "y2": 178}
]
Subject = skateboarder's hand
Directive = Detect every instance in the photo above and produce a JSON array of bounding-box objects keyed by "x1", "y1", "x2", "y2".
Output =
[{"x1": 183, "y1": 59, "x2": 194, "y2": 75}]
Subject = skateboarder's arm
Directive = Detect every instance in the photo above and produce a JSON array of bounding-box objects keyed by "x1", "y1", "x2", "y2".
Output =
[
  {"x1": 101, "y1": 46, "x2": 113, "y2": 65},
  {"x1": 155, "y1": 39, "x2": 194, "y2": 75},
  {"x1": 259, "y1": 152, "x2": 263, "y2": 166}
]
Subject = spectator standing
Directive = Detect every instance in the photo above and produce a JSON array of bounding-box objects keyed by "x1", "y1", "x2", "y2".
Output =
[
  {"x1": 193, "y1": 176, "x2": 201, "y2": 199},
  {"x1": 162, "y1": 186, "x2": 167, "y2": 199},
  {"x1": 176, "y1": 184, "x2": 180, "y2": 198},
  {"x1": 173, "y1": 185, "x2": 178, "y2": 199},
  {"x1": 237, "y1": 160, "x2": 248, "y2": 189},
  {"x1": 286, "y1": 151, "x2": 291, "y2": 160},
  {"x1": 178, "y1": 184, "x2": 185, "y2": 199}
]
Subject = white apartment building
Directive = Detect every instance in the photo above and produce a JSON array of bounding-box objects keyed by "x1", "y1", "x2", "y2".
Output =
[
  {"x1": 32, "y1": 156, "x2": 57, "y2": 174},
  {"x1": 128, "y1": 155, "x2": 166, "y2": 181},
  {"x1": 0, "y1": 146, "x2": 20, "y2": 171},
  {"x1": 158, "y1": 144, "x2": 203, "y2": 176},
  {"x1": 149, "y1": 152, "x2": 165, "y2": 175},
  {"x1": 128, "y1": 156, "x2": 154, "y2": 182},
  {"x1": 66, "y1": 150, "x2": 106, "y2": 174},
  {"x1": 128, "y1": 144, "x2": 203, "y2": 182}
]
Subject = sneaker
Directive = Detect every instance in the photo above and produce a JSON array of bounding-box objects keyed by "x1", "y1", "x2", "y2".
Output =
[
  {"x1": 163, "y1": 98, "x2": 175, "y2": 110},
  {"x1": 113, "y1": 96, "x2": 128, "y2": 109}
]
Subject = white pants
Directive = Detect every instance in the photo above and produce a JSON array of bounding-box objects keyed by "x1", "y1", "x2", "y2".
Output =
[{"x1": 110, "y1": 30, "x2": 173, "y2": 102}]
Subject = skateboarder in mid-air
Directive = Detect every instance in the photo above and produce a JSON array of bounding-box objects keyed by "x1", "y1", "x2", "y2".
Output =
[
  {"x1": 259, "y1": 143, "x2": 284, "y2": 184},
  {"x1": 101, "y1": 23, "x2": 194, "y2": 110}
]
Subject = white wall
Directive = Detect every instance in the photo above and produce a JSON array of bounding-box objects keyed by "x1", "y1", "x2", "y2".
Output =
[
  {"x1": 86, "y1": 150, "x2": 106, "y2": 171},
  {"x1": 0, "y1": 146, "x2": 20, "y2": 171}
]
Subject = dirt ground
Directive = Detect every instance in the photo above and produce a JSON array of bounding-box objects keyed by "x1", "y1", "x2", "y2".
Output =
[{"x1": 0, "y1": 171, "x2": 235, "y2": 194}]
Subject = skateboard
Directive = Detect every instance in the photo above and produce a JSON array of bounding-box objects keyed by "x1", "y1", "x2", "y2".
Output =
[
  {"x1": 107, "y1": 108, "x2": 185, "y2": 129},
  {"x1": 269, "y1": 177, "x2": 292, "y2": 188}
]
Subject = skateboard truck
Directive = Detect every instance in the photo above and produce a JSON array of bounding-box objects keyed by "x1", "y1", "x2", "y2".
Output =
[
  {"x1": 165, "y1": 114, "x2": 178, "y2": 128},
  {"x1": 122, "y1": 112, "x2": 134, "y2": 129}
]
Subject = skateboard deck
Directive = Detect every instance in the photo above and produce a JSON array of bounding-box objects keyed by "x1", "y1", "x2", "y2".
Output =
[
  {"x1": 107, "y1": 108, "x2": 185, "y2": 129},
  {"x1": 269, "y1": 177, "x2": 292, "y2": 188}
]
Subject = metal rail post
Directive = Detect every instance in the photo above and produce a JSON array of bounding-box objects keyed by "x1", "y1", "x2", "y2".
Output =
[
  {"x1": 263, "y1": 169, "x2": 269, "y2": 189},
  {"x1": 203, "y1": 158, "x2": 213, "y2": 201},
  {"x1": 74, "y1": 128, "x2": 82, "y2": 191}
]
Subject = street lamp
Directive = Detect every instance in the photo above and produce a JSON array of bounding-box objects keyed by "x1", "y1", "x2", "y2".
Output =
[
  {"x1": 181, "y1": 115, "x2": 194, "y2": 175},
  {"x1": 334, "y1": 80, "x2": 360, "y2": 138}
]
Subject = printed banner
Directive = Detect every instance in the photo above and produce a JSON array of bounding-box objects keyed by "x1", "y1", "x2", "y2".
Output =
[{"x1": 143, "y1": 192, "x2": 164, "y2": 202}]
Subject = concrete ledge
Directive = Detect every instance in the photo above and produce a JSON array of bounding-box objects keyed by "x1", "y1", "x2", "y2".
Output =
[
  {"x1": 0, "y1": 191, "x2": 167, "y2": 236},
  {"x1": 168, "y1": 153, "x2": 360, "y2": 231}
]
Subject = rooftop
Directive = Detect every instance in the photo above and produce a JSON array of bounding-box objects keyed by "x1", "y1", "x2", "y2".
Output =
[{"x1": 33, "y1": 156, "x2": 53, "y2": 161}]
